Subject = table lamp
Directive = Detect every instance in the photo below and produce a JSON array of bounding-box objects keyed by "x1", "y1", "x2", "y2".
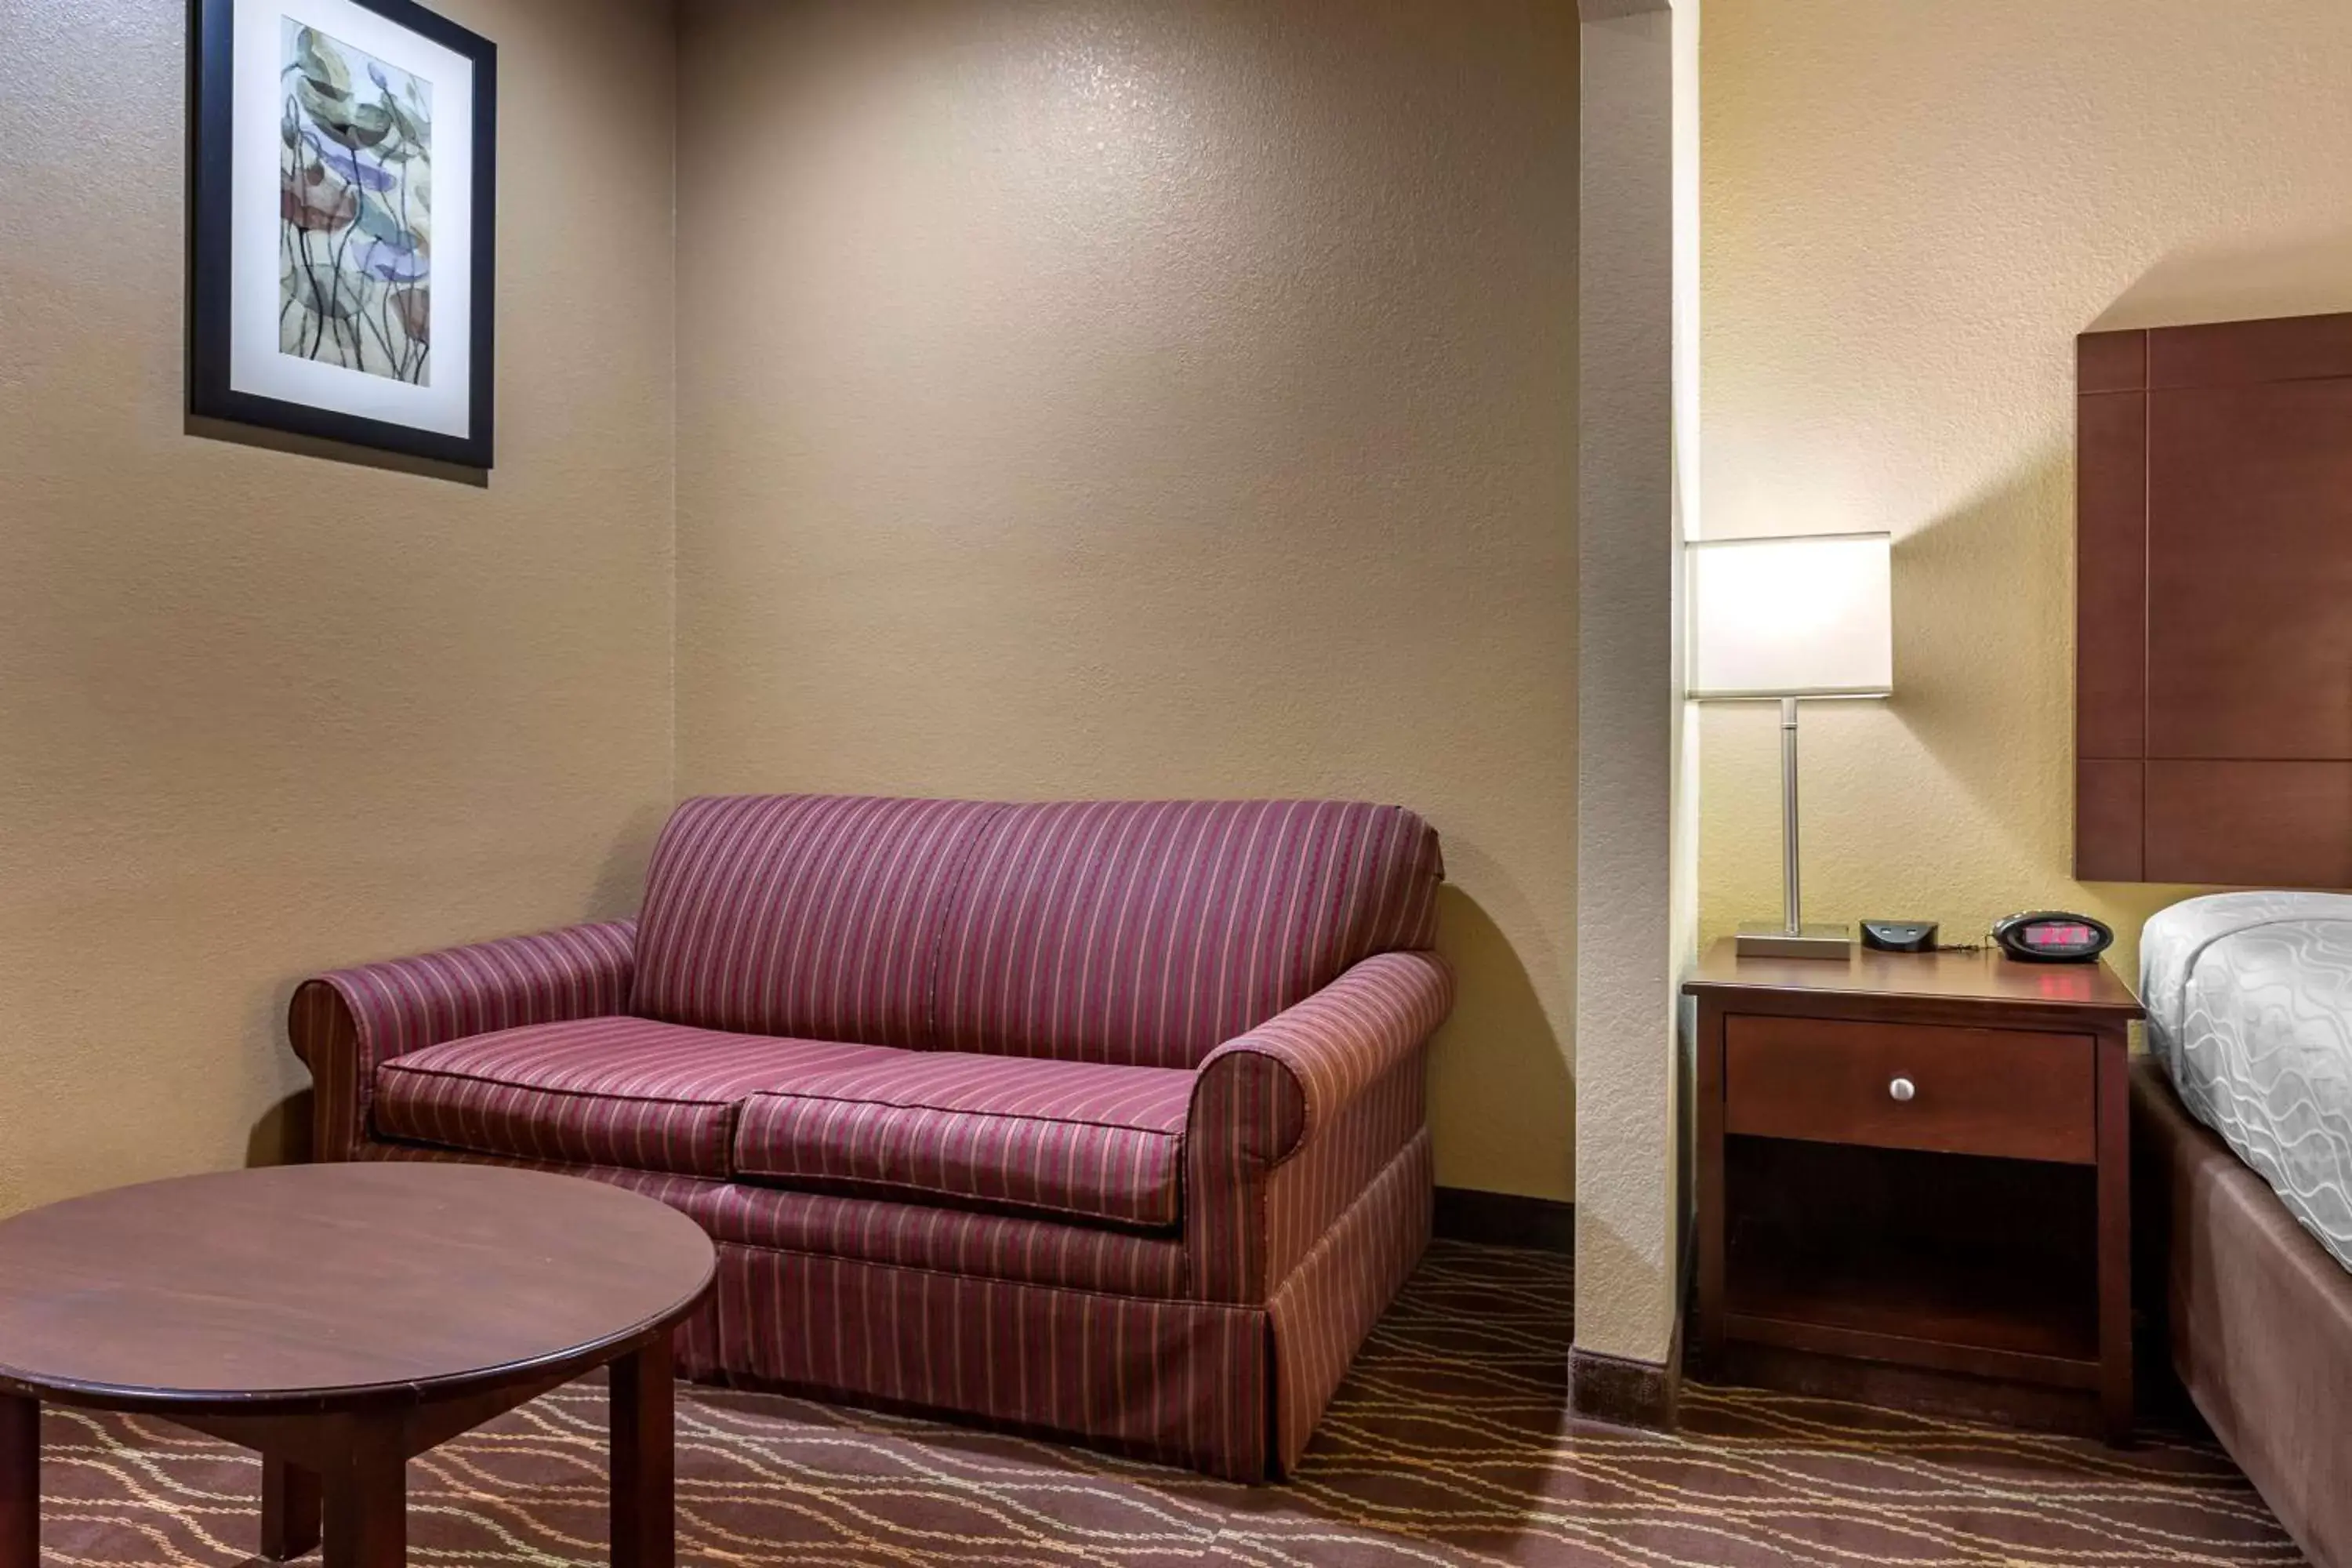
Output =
[{"x1": 1687, "y1": 532, "x2": 1893, "y2": 959}]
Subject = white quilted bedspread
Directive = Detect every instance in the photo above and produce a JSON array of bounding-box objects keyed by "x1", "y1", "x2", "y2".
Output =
[{"x1": 2143, "y1": 891, "x2": 2352, "y2": 1274}]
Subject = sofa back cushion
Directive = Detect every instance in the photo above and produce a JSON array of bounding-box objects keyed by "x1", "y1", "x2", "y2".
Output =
[
  {"x1": 633, "y1": 794, "x2": 1443, "y2": 1065},
  {"x1": 631, "y1": 794, "x2": 1000, "y2": 1046},
  {"x1": 932, "y1": 800, "x2": 1441, "y2": 1068}
]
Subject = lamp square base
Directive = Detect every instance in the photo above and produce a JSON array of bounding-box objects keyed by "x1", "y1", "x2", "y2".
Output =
[{"x1": 1736, "y1": 924, "x2": 1853, "y2": 960}]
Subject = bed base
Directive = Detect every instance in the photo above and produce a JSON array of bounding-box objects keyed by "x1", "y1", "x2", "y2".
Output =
[{"x1": 2133, "y1": 1058, "x2": 2352, "y2": 1568}]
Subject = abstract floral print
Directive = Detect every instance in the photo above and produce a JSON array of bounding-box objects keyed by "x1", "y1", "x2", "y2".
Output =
[{"x1": 278, "y1": 20, "x2": 431, "y2": 383}]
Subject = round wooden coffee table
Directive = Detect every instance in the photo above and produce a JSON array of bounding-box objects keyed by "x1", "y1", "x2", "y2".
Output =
[{"x1": 0, "y1": 1163, "x2": 714, "y2": 1567}]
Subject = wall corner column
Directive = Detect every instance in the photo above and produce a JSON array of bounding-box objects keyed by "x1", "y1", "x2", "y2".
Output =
[{"x1": 1572, "y1": 0, "x2": 1700, "y2": 1430}]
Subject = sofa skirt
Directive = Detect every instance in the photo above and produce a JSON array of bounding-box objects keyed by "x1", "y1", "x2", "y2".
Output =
[
  {"x1": 705, "y1": 1246, "x2": 1271, "y2": 1475},
  {"x1": 358, "y1": 1131, "x2": 1432, "y2": 1481}
]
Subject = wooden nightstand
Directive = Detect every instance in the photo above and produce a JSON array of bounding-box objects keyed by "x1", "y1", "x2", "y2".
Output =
[{"x1": 1684, "y1": 940, "x2": 2144, "y2": 1442}]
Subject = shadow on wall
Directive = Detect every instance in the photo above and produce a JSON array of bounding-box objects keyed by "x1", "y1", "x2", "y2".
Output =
[
  {"x1": 590, "y1": 800, "x2": 675, "y2": 920},
  {"x1": 242, "y1": 799, "x2": 673, "y2": 1172},
  {"x1": 2089, "y1": 226, "x2": 2352, "y2": 333},
  {"x1": 247, "y1": 1084, "x2": 312, "y2": 1168},
  {"x1": 185, "y1": 416, "x2": 489, "y2": 488},
  {"x1": 1573, "y1": 1214, "x2": 1665, "y2": 1361},
  {"x1": 1888, "y1": 448, "x2": 2070, "y2": 851},
  {"x1": 1428, "y1": 881, "x2": 1573, "y2": 1201}
]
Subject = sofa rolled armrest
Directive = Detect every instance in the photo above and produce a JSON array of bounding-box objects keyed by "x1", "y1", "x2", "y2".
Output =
[
  {"x1": 289, "y1": 920, "x2": 637, "y2": 1162},
  {"x1": 1185, "y1": 950, "x2": 1454, "y2": 1302}
]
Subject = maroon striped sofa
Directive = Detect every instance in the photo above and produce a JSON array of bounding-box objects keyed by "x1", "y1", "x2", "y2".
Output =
[{"x1": 289, "y1": 795, "x2": 1451, "y2": 1479}]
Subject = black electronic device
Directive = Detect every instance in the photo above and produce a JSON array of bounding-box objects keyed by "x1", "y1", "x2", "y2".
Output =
[
  {"x1": 1860, "y1": 919, "x2": 1940, "y2": 953},
  {"x1": 1991, "y1": 910, "x2": 2114, "y2": 964}
]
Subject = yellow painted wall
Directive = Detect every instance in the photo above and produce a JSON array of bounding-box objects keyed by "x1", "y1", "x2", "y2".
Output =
[
  {"x1": 674, "y1": 0, "x2": 1582, "y2": 1200},
  {"x1": 1700, "y1": 0, "x2": 2352, "y2": 978},
  {"x1": 0, "y1": 0, "x2": 677, "y2": 1215}
]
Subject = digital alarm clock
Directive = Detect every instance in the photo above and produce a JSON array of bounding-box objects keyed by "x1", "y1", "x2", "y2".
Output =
[{"x1": 1991, "y1": 910, "x2": 2114, "y2": 964}]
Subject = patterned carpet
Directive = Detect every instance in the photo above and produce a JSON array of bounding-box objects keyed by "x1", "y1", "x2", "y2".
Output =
[{"x1": 31, "y1": 1242, "x2": 2300, "y2": 1566}]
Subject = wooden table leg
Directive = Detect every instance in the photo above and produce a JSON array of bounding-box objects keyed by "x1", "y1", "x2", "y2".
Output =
[
  {"x1": 261, "y1": 1454, "x2": 322, "y2": 1561},
  {"x1": 610, "y1": 1334, "x2": 675, "y2": 1568},
  {"x1": 323, "y1": 1420, "x2": 405, "y2": 1568},
  {"x1": 0, "y1": 1395, "x2": 35, "y2": 1568}
]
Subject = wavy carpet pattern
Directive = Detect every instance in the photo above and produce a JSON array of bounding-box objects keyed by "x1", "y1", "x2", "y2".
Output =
[{"x1": 33, "y1": 1242, "x2": 2299, "y2": 1566}]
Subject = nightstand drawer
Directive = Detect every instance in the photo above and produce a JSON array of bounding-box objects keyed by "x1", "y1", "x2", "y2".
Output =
[{"x1": 1724, "y1": 1016, "x2": 2097, "y2": 1165}]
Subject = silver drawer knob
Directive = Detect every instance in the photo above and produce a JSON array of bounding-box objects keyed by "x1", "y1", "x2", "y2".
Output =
[{"x1": 1889, "y1": 1076, "x2": 1916, "y2": 1102}]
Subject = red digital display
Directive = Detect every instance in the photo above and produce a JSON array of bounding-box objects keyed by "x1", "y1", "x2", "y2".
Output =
[{"x1": 1995, "y1": 911, "x2": 2110, "y2": 963}]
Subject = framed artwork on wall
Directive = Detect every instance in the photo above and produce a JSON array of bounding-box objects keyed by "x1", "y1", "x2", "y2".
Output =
[{"x1": 189, "y1": 0, "x2": 496, "y2": 469}]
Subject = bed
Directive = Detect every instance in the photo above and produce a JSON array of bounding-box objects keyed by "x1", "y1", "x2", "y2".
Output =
[{"x1": 2137, "y1": 892, "x2": 2352, "y2": 1568}]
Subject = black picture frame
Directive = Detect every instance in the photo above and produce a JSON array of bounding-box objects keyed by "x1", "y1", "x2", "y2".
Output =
[{"x1": 189, "y1": 0, "x2": 497, "y2": 470}]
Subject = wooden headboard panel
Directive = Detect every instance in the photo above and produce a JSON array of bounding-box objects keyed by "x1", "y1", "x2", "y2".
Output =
[{"x1": 2078, "y1": 311, "x2": 2352, "y2": 887}]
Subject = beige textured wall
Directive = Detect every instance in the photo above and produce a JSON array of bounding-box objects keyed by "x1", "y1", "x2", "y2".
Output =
[
  {"x1": 1700, "y1": 0, "x2": 2352, "y2": 976},
  {"x1": 676, "y1": 0, "x2": 1581, "y2": 1200},
  {"x1": 0, "y1": 0, "x2": 677, "y2": 1216}
]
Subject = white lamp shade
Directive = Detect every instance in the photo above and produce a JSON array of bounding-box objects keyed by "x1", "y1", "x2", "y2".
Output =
[{"x1": 1687, "y1": 532, "x2": 1893, "y2": 699}]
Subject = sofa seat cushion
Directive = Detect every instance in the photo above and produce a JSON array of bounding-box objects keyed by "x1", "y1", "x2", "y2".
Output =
[
  {"x1": 374, "y1": 1018, "x2": 903, "y2": 1178},
  {"x1": 706, "y1": 1185, "x2": 1190, "y2": 1298},
  {"x1": 734, "y1": 1051, "x2": 1197, "y2": 1229}
]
